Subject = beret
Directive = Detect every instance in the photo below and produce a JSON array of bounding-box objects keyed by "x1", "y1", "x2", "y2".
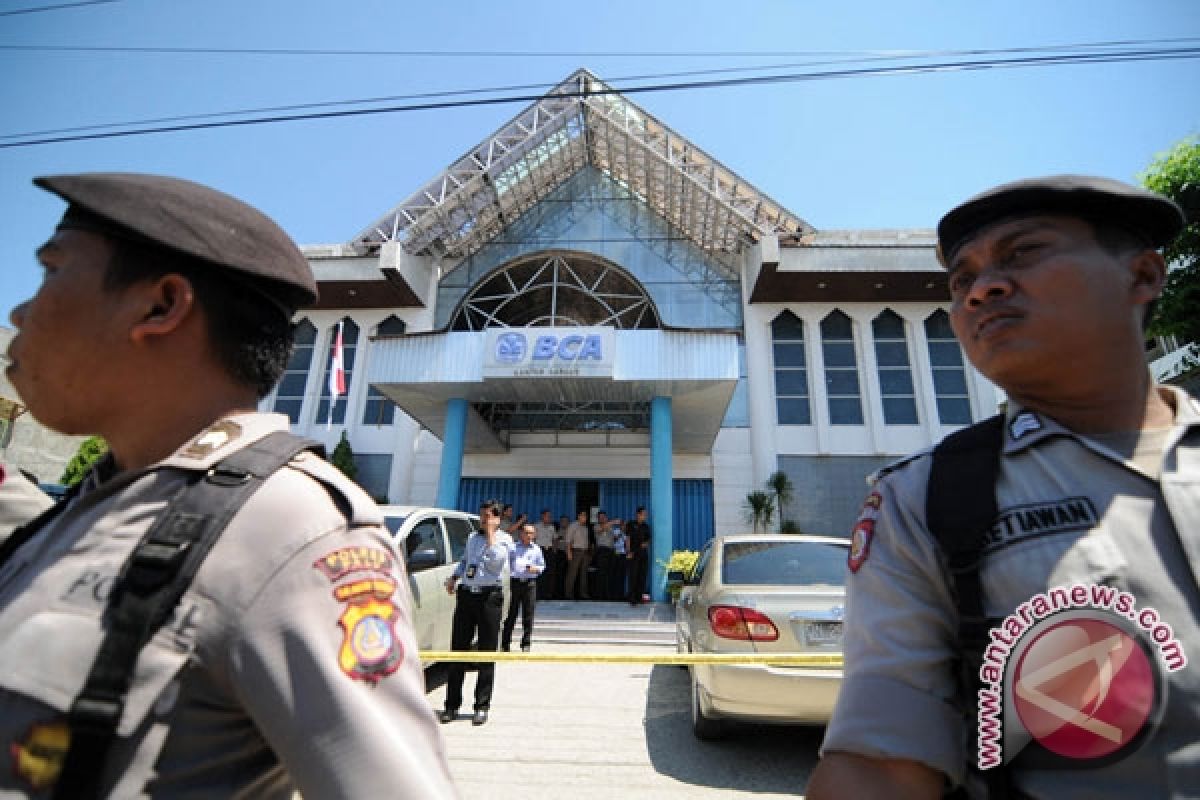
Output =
[
  {"x1": 34, "y1": 172, "x2": 317, "y2": 308},
  {"x1": 936, "y1": 174, "x2": 1185, "y2": 268}
]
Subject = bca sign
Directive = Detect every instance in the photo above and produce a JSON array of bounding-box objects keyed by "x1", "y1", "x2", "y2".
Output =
[{"x1": 483, "y1": 327, "x2": 615, "y2": 378}]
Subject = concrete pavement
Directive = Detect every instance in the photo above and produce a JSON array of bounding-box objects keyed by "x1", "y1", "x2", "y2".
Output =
[{"x1": 425, "y1": 602, "x2": 821, "y2": 799}]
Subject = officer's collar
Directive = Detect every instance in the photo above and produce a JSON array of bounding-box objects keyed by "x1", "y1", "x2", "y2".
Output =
[{"x1": 1003, "y1": 386, "x2": 1199, "y2": 455}]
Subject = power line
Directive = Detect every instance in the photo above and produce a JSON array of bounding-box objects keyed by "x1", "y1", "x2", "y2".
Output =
[
  {"x1": 2, "y1": 35, "x2": 1197, "y2": 58},
  {"x1": 5, "y1": 40, "x2": 1197, "y2": 141},
  {"x1": 0, "y1": 0, "x2": 118, "y2": 17},
  {"x1": 2, "y1": 46, "x2": 1198, "y2": 149}
]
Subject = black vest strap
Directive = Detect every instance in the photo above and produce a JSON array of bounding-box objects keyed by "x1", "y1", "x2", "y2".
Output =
[
  {"x1": 52, "y1": 432, "x2": 321, "y2": 800},
  {"x1": 927, "y1": 414, "x2": 1012, "y2": 799},
  {"x1": 0, "y1": 481, "x2": 81, "y2": 569}
]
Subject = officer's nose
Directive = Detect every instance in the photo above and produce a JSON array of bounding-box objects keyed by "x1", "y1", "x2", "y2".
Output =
[
  {"x1": 964, "y1": 269, "x2": 1013, "y2": 309},
  {"x1": 10, "y1": 299, "x2": 29, "y2": 329}
]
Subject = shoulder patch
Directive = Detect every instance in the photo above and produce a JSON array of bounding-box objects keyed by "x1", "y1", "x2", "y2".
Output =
[
  {"x1": 848, "y1": 491, "x2": 883, "y2": 573},
  {"x1": 181, "y1": 419, "x2": 243, "y2": 459},
  {"x1": 12, "y1": 719, "x2": 69, "y2": 791},
  {"x1": 313, "y1": 546, "x2": 395, "y2": 582},
  {"x1": 337, "y1": 595, "x2": 404, "y2": 684}
]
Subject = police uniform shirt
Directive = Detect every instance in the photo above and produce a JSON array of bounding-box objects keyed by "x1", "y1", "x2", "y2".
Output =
[
  {"x1": 822, "y1": 386, "x2": 1200, "y2": 798},
  {"x1": 452, "y1": 530, "x2": 514, "y2": 589},
  {"x1": 565, "y1": 522, "x2": 590, "y2": 552},
  {"x1": 0, "y1": 413, "x2": 457, "y2": 799},
  {"x1": 532, "y1": 521, "x2": 557, "y2": 551},
  {"x1": 594, "y1": 522, "x2": 614, "y2": 549},
  {"x1": 0, "y1": 463, "x2": 52, "y2": 544},
  {"x1": 509, "y1": 541, "x2": 545, "y2": 581}
]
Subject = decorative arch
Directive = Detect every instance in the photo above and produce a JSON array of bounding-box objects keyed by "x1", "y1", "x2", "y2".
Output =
[{"x1": 449, "y1": 250, "x2": 661, "y2": 331}]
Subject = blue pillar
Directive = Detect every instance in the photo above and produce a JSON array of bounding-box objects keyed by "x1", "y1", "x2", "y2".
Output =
[
  {"x1": 650, "y1": 396, "x2": 673, "y2": 602},
  {"x1": 436, "y1": 398, "x2": 467, "y2": 509}
]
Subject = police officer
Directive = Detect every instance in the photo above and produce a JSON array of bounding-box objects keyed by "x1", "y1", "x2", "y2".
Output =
[
  {"x1": 626, "y1": 506, "x2": 652, "y2": 605},
  {"x1": 501, "y1": 522, "x2": 545, "y2": 652},
  {"x1": 441, "y1": 499, "x2": 514, "y2": 726},
  {"x1": 0, "y1": 462, "x2": 51, "y2": 543},
  {"x1": 808, "y1": 176, "x2": 1197, "y2": 799},
  {"x1": 0, "y1": 173, "x2": 456, "y2": 798}
]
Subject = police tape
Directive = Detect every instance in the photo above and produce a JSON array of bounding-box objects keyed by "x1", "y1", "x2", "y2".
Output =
[{"x1": 419, "y1": 651, "x2": 843, "y2": 667}]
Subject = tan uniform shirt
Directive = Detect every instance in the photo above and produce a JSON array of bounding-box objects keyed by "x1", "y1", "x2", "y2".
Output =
[
  {"x1": 822, "y1": 388, "x2": 1200, "y2": 798},
  {"x1": 566, "y1": 521, "x2": 590, "y2": 552},
  {"x1": 0, "y1": 463, "x2": 52, "y2": 544},
  {"x1": 0, "y1": 413, "x2": 457, "y2": 799},
  {"x1": 533, "y1": 522, "x2": 557, "y2": 551}
]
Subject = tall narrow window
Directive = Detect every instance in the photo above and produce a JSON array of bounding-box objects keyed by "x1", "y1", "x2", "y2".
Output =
[
  {"x1": 771, "y1": 312, "x2": 811, "y2": 424},
  {"x1": 363, "y1": 316, "x2": 405, "y2": 426},
  {"x1": 872, "y1": 310, "x2": 918, "y2": 424},
  {"x1": 925, "y1": 311, "x2": 972, "y2": 424},
  {"x1": 317, "y1": 318, "x2": 359, "y2": 426},
  {"x1": 273, "y1": 319, "x2": 315, "y2": 424},
  {"x1": 821, "y1": 311, "x2": 863, "y2": 425}
]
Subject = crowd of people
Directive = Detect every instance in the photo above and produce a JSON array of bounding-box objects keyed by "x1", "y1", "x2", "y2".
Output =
[{"x1": 494, "y1": 503, "x2": 652, "y2": 604}]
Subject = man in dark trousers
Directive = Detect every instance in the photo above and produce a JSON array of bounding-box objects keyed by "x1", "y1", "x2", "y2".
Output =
[
  {"x1": 625, "y1": 506, "x2": 652, "y2": 605},
  {"x1": 502, "y1": 522, "x2": 545, "y2": 652}
]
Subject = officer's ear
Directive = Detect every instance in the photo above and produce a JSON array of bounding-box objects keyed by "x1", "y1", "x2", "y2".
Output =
[
  {"x1": 129, "y1": 274, "x2": 196, "y2": 343},
  {"x1": 1127, "y1": 248, "x2": 1167, "y2": 308}
]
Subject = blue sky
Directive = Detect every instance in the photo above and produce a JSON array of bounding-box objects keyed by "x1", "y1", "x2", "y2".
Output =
[{"x1": 1, "y1": 0, "x2": 1197, "y2": 319}]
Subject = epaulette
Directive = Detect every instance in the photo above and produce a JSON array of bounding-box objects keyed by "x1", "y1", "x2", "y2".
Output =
[
  {"x1": 288, "y1": 451, "x2": 384, "y2": 528},
  {"x1": 867, "y1": 446, "x2": 934, "y2": 485}
]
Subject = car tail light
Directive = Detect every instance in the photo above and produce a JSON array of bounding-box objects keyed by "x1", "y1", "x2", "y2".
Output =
[{"x1": 708, "y1": 605, "x2": 779, "y2": 641}]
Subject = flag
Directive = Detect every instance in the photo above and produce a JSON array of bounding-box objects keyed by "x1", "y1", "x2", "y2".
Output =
[{"x1": 327, "y1": 320, "x2": 346, "y2": 430}]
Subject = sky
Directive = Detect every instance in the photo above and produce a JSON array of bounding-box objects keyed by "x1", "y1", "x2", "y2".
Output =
[{"x1": 1, "y1": 0, "x2": 1197, "y2": 320}]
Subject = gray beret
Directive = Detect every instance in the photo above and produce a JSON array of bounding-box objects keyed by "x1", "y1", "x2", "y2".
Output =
[
  {"x1": 34, "y1": 172, "x2": 317, "y2": 308},
  {"x1": 937, "y1": 174, "x2": 1185, "y2": 268}
]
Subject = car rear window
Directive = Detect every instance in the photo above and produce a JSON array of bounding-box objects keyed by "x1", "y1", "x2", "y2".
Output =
[{"x1": 721, "y1": 541, "x2": 848, "y2": 587}]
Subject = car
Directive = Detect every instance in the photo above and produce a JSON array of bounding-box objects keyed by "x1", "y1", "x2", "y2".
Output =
[
  {"x1": 674, "y1": 533, "x2": 849, "y2": 740},
  {"x1": 379, "y1": 505, "x2": 482, "y2": 660}
]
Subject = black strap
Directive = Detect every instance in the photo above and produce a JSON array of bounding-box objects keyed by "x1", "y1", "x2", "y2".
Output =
[
  {"x1": 53, "y1": 432, "x2": 321, "y2": 800},
  {"x1": 927, "y1": 414, "x2": 1012, "y2": 800}
]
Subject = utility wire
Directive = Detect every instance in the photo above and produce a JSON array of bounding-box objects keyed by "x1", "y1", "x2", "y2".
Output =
[
  {"x1": 5, "y1": 39, "x2": 1198, "y2": 141},
  {"x1": 0, "y1": 0, "x2": 117, "y2": 17},
  {"x1": 2, "y1": 35, "x2": 1198, "y2": 57},
  {"x1": 2, "y1": 46, "x2": 1198, "y2": 149}
]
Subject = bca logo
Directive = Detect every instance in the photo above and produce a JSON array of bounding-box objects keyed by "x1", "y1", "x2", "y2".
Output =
[{"x1": 495, "y1": 332, "x2": 528, "y2": 364}]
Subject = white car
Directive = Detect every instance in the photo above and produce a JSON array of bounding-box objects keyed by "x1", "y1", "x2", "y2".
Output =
[
  {"x1": 379, "y1": 506, "x2": 481, "y2": 659},
  {"x1": 675, "y1": 533, "x2": 849, "y2": 739}
]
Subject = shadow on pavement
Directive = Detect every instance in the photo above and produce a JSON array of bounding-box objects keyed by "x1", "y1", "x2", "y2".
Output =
[{"x1": 644, "y1": 665, "x2": 823, "y2": 794}]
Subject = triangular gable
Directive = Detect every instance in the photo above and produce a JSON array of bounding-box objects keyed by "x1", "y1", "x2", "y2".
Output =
[{"x1": 352, "y1": 68, "x2": 811, "y2": 261}]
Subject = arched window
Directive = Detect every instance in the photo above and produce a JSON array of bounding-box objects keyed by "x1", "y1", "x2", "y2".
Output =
[
  {"x1": 363, "y1": 316, "x2": 404, "y2": 425},
  {"x1": 924, "y1": 311, "x2": 971, "y2": 424},
  {"x1": 771, "y1": 312, "x2": 811, "y2": 425},
  {"x1": 872, "y1": 310, "x2": 917, "y2": 424},
  {"x1": 273, "y1": 319, "x2": 316, "y2": 424},
  {"x1": 317, "y1": 318, "x2": 359, "y2": 427},
  {"x1": 449, "y1": 252, "x2": 660, "y2": 330},
  {"x1": 821, "y1": 311, "x2": 863, "y2": 425}
]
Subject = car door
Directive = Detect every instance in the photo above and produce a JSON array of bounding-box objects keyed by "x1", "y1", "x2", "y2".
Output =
[
  {"x1": 677, "y1": 542, "x2": 713, "y2": 653},
  {"x1": 400, "y1": 513, "x2": 451, "y2": 653}
]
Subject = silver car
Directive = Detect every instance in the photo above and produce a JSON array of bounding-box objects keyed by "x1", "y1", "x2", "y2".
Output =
[
  {"x1": 675, "y1": 533, "x2": 848, "y2": 739},
  {"x1": 379, "y1": 506, "x2": 480, "y2": 659}
]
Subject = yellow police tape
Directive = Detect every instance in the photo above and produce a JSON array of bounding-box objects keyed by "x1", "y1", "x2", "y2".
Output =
[{"x1": 419, "y1": 651, "x2": 843, "y2": 667}]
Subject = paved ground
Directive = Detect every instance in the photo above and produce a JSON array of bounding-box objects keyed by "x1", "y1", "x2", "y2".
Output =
[{"x1": 424, "y1": 602, "x2": 822, "y2": 799}]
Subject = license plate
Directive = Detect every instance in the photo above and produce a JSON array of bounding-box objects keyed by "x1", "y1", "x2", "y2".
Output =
[{"x1": 805, "y1": 620, "x2": 842, "y2": 645}]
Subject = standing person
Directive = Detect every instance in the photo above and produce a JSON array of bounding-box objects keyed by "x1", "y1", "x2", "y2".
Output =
[
  {"x1": 610, "y1": 517, "x2": 628, "y2": 602},
  {"x1": 555, "y1": 514, "x2": 572, "y2": 599},
  {"x1": 592, "y1": 510, "x2": 614, "y2": 600},
  {"x1": 625, "y1": 506, "x2": 652, "y2": 606},
  {"x1": 533, "y1": 509, "x2": 559, "y2": 599},
  {"x1": 507, "y1": 510, "x2": 528, "y2": 537},
  {"x1": 501, "y1": 523, "x2": 545, "y2": 652},
  {"x1": 563, "y1": 510, "x2": 592, "y2": 601},
  {"x1": 0, "y1": 462, "x2": 52, "y2": 543},
  {"x1": 441, "y1": 499, "x2": 514, "y2": 726},
  {"x1": 0, "y1": 173, "x2": 456, "y2": 798},
  {"x1": 808, "y1": 176, "x2": 1197, "y2": 800}
]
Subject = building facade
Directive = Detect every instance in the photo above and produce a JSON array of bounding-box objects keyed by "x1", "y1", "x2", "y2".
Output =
[{"x1": 269, "y1": 70, "x2": 1002, "y2": 596}]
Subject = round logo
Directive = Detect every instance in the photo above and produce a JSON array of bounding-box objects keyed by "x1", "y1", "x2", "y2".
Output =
[
  {"x1": 1011, "y1": 615, "x2": 1157, "y2": 761},
  {"x1": 350, "y1": 614, "x2": 396, "y2": 667},
  {"x1": 495, "y1": 332, "x2": 527, "y2": 364}
]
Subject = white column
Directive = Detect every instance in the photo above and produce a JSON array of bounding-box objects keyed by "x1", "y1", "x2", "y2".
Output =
[
  {"x1": 907, "y1": 309, "x2": 941, "y2": 445},
  {"x1": 852, "y1": 311, "x2": 887, "y2": 454},
  {"x1": 743, "y1": 306, "x2": 778, "y2": 486},
  {"x1": 806, "y1": 313, "x2": 831, "y2": 455}
]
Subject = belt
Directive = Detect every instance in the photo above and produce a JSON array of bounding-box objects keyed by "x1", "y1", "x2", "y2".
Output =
[{"x1": 460, "y1": 584, "x2": 501, "y2": 594}]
